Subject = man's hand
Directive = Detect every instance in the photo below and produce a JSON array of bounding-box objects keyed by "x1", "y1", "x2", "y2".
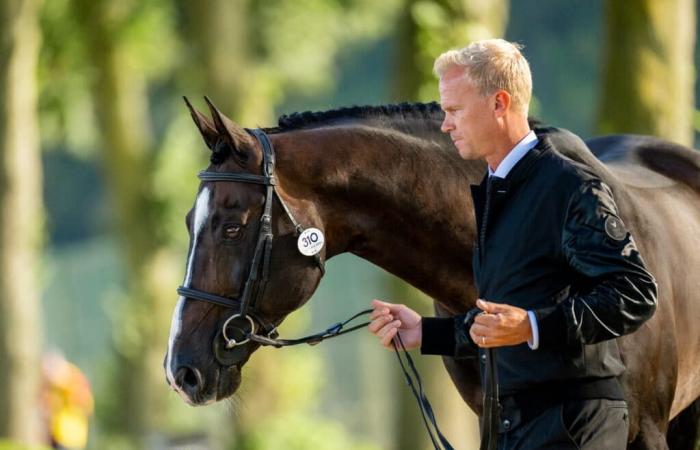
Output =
[
  {"x1": 469, "y1": 299, "x2": 532, "y2": 348},
  {"x1": 368, "y1": 299, "x2": 422, "y2": 350}
]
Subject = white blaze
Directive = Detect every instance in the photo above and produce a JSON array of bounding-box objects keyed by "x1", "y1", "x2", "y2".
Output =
[{"x1": 166, "y1": 187, "x2": 211, "y2": 385}]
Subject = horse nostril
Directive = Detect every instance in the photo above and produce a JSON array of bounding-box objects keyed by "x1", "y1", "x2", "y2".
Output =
[
  {"x1": 174, "y1": 366, "x2": 203, "y2": 394},
  {"x1": 183, "y1": 368, "x2": 198, "y2": 388}
]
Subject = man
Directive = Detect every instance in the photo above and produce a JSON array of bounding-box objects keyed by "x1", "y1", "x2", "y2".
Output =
[{"x1": 368, "y1": 39, "x2": 658, "y2": 450}]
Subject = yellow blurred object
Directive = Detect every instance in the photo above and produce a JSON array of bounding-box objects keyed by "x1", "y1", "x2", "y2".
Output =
[
  {"x1": 42, "y1": 353, "x2": 94, "y2": 449},
  {"x1": 50, "y1": 408, "x2": 89, "y2": 449}
]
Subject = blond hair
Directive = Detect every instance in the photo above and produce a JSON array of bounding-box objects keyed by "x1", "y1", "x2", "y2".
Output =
[{"x1": 434, "y1": 39, "x2": 532, "y2": 115}]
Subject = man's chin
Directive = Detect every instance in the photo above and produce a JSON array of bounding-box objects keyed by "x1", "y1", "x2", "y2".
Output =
[
  {"x1": 450, "y1": 140, "x2": 470, "y2": 158},
  {"x1": 456, "y1": 146, "x2": 477, "y2": 161}
]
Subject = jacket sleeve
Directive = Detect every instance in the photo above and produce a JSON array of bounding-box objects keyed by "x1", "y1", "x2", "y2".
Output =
[
  {"x1": 533, "y1": 179, "x2": 658, "y2": 349},
  {"x1": 420, "y1": 308, "x2": 481, "y2": 358}
]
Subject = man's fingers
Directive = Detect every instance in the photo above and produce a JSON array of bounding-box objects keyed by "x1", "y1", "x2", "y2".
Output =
[
  {"x1": 470, "y1": 323, "x2": 493, "y2": 337},
  {"x1": 368, "y1": 314, "x2": 393, "y2": 333},
  {"x1": 369, "y1": 307, "x2": 390, "y2": 320},
  {"x1": 372, "y1": 299, "x2": 395, "y2": 311},
  {"x1": 473, "y1": 313, "x2": 501, "y2": 327},
  {"x1": 372, "y1": 299, "x2": 407, "y2": 317},
  {"x1": 377, "y1": 320, "x2": 401, "y2": 338},
  {"x1": 381, "y1": 327, "x2": 399, "y2": 347},
  {"x1": 469, "y1": 326, "x2": 479, "y2": 344},
  {"x1": 470, "y1": 326, "x2": 488, "y2": 348},
  {"x1": 470, "y1": 326, "x2": 501, "y2": 348}
]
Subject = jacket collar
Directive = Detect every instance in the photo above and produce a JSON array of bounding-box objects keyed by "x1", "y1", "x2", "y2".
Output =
[
  {"x1": 469, "y1": 130, "x2": 553, "y2": 222},
  {"x1": 472, "y1": 131, "x2": 553, "y2": 193}
]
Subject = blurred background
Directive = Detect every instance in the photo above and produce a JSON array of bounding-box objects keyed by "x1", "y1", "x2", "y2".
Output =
[{"x1": 1, "y1": 0, "x2": 699, "y2": 449}]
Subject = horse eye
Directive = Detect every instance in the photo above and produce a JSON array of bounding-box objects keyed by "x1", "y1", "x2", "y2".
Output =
[{"x1": 224, "y1": 225, "x2": 242, "y2": 240}]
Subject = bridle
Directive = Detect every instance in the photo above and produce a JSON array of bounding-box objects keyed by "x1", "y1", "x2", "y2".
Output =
[
  {"x1": 176, "y1": 128, "x2": 370, "y2": 352},
  {"x1": 176, "y1": 127, "x2": 455, "y2": 450}
]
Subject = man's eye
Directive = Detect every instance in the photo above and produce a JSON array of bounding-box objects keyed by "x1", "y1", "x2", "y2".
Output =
[{"x1": 224, "y1": 225, "x2": 242, "y2": 240}]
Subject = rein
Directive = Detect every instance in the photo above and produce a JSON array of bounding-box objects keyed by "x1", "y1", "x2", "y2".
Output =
[{"x1": 177, "y1": 128, "x2": 454, "y2": 450}]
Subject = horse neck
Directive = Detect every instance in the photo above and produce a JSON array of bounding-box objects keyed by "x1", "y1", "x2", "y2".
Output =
[{"x1": 273, "y1": 123, "x2": 484, "y2": 312}]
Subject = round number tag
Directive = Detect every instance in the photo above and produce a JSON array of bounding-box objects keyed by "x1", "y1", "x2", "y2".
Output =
[{"x1": 297, "y1": 228, "x2": 325, "y2": 256}]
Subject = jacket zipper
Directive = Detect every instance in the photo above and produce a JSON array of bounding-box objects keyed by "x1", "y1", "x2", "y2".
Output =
[{"x1": 479, "y1": 178, "x2": 493, "y2": 262}]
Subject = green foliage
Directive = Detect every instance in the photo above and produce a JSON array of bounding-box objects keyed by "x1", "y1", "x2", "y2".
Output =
[
  {"x1": 255, "y1": 0, "x2": 344, "y2": 93},
  {"x1": 229, "y1": 0, "x2": 403, "y2": 122},
  {"x1": 38, "y1": 0, "x2": 178, "y2": 155},
  {"x1": 506, "y1": 0, "x2": 602, "y2": 135},
  {"x1": 254, "y1": 0, "x2": 401, "y2": 93},
  {"x1": 0, "y1": 441, "x2": 50, "y2": 450},
  {"x1": 39, "y1": 0, "x2": 95, "y2": 154},
  {"x1": 236, "y1": 412, "x2": 381, "y2": 450},
  {"x1": 694, "y1": 109, "x2": 700, "y2": 134},
  {"x1": 115, "y1": 1, "x2": 179, "y2": 80},
  {"x1": 409, "y1": 0, "x2": 508, "y2": 101},
  {"x1": 151, "y1": 112, "x2": 208, "y2": 249}
]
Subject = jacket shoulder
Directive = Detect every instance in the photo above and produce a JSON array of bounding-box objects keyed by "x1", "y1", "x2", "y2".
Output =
[{"x1": 534, "y1": 126, "x2": 604, "y2": 197}]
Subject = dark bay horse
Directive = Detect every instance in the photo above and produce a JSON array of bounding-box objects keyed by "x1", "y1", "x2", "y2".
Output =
[{"x1": 164, "y1": 100, "x2": 700, "y2": 449}]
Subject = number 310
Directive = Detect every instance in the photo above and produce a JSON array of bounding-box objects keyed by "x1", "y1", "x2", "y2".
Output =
[{"x1": 302, "y1": 232, "x2": 319, "y2": 247}]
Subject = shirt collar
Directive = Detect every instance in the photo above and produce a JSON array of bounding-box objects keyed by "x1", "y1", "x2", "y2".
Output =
[{"x1": 488, "y1": 130, "x2": 539, "y2": 179}]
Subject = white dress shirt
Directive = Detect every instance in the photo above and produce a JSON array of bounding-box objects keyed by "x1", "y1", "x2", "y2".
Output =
[
  {"x1": 488, "y1": 130, "x2": 538, "y2": 177},
  {"x1": 486, "y1": 130, "x2": 541, "y2": 350}
]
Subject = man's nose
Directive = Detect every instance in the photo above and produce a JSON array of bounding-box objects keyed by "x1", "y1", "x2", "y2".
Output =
[{"x1": 440, "y1": 117, "x2": 453, "y2": 133}]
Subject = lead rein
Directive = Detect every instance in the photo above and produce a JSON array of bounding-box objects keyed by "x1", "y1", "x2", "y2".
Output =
[{"x1": 245, "y1": 307, "x2": 456, "y2": 450}]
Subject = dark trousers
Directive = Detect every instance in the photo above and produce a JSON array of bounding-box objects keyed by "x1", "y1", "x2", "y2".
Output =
[{"x1": 496, "y1": 398, "x2": 629, "y2": 450}]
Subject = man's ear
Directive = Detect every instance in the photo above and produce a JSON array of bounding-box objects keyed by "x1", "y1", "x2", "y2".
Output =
[
  {"x1": 184, "y1": 96, "x2": 218, "y2": 149},
  {"x1": 493, "y1": 90, "x2": 511, "y2": 118}
]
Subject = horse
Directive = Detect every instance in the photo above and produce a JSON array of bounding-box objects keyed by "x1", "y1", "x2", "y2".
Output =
[{"x1": 164, "y1": 98, "x2": 700, "y2": 450}]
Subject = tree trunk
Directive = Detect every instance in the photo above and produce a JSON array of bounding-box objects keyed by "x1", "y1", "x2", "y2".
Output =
[
  {"x1": 0, "y1": 0, "x2": 44, "y2": 443},
  {"x1": 181, "y1": 0, "x2": 254, "y2": 120},
  {"x1": 74, "y1": 1, "x2": 175, "y2": 446},
  {"x1": 598, "y1": 0, "x2": 696, "y2": 146}
]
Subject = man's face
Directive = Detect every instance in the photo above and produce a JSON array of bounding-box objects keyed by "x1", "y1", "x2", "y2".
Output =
[{"x1": 439, "y1": 67, "x2": 498, "y2": 161}]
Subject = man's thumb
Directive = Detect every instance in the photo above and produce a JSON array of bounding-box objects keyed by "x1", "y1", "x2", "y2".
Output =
[{"x1": 477, "y1": 299, "x2": 509, "y2": 313}]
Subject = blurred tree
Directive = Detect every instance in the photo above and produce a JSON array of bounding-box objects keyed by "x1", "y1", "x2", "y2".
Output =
[
  {"x1": 394, "y1": 0, "x2": 508, "y2": 102},
  {"x1": 0, "y1": 0, "x2": 45, "y2": 444},
  {"x1": 71, "y1": 0, "x2": 180, "y2": 447},
  {"x1": 598, "y1": 0, "x2": 696, "y2": 146},
  {"x1": 389, "y1": 1, "x2": 507, "y2": 448},
  {"x1": 180, "y1": 0, "x2": 254, "y2": 120},
  {"x1": 178, "y1": 0, "x2": 404, "y2": 123}
]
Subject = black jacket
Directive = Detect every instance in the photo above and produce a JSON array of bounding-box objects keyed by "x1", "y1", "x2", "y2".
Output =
[{"x1": 421, "y1": 127, "x2": 658, "y2": 396}]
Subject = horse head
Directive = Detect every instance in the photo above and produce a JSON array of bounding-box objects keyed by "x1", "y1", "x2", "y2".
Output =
[{"x1": 164, "y1": 97, "x2": 325, "y2": 405}]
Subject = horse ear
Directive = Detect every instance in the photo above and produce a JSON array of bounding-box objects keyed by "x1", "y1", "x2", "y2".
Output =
[
  {"x1": 203, "y1": 96, "x2": 253, "y2": 152},
  {"x1": 183, "y1": 96, "x2": 218, "y2": 150}
]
